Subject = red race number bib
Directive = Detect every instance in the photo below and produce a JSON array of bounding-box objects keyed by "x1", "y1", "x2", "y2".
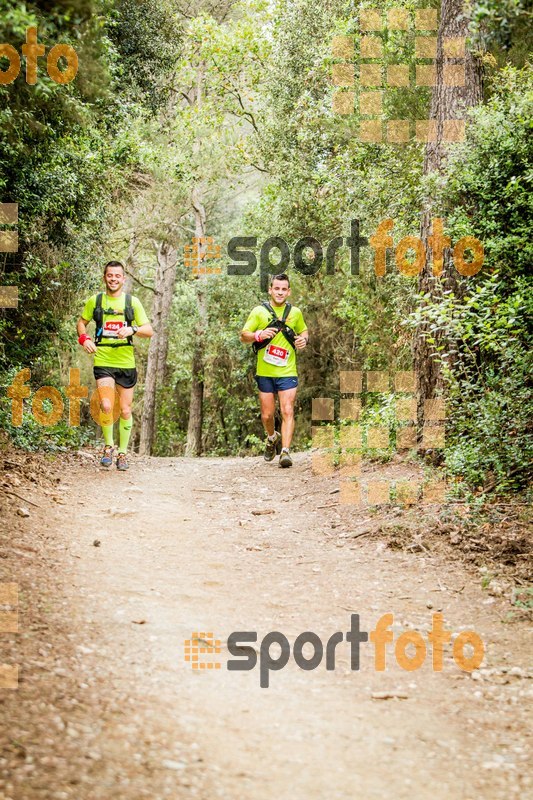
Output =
[
  {"x1": 263, "y1": 343, "x2": 289, "y2": 366},
  {"x1": 103, "y1": 320, "x2": 125, "y2": 338}
]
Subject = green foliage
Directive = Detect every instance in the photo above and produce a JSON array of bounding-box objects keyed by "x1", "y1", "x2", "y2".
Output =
[
  {"x1": 0, "y1": 366, "x2": 97, "y2": 451},
  {"x1": 412, "y1": 275, "x2": 532, "y2": 492},
  {"x1": 0, "y1": 0, "x2": 117, "y2": 370},
  {"x1": 443, "y1": 65, "x2": 533, "y2": 282},
  {"x1": 0, "y1": 0, "x2": 186, "y2": 450},
  {"x1": 0, "y1": 0, "x2": 529, "y2": 507},
  {"x1": 469, "y1": 0, "x2": 533, "y2": 67},
  {"x1": 512, "y1": 587, "x2": 533, "y2": 610},
  {"x1": 408, "y1": 66, "x2": 532, "y2": 493},
  {"x1": 106, "y1": 0, "x2": 183, "y2": 112}
]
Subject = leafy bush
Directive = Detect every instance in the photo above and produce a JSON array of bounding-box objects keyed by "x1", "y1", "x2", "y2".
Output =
[
  {"x1": 0, "y1": 370, "x2": 98, "y2": 452},
  {"x1": 409, "y1": 66, "x2": 532, "y2": 493}
]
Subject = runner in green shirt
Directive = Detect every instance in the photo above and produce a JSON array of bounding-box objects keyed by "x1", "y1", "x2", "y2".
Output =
[
  {"x1": 241, "y1": 273, "x2": 309, "y2": 467},
  {"x1": 77, "y1": 261, "x2": 153, "y2": 470}
]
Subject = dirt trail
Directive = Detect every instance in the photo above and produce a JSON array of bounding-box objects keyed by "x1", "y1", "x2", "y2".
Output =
[{"x1": 1, "y1": 453, "x2": 531, "y2": 799}]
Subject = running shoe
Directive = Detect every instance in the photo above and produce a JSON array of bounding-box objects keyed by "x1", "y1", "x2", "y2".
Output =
[
  {"x1": 279, "y1": 448, "x2": 293, "y2": 468},
  {"x1": 100, "y1": 445, "x2": 114, "y2": 468},
  {"x1": 264, "y1": 431, "x2": 282, "y2": 462},
  {"x1": 116, "y1": 452, "x2": 129, "y2": 471}
]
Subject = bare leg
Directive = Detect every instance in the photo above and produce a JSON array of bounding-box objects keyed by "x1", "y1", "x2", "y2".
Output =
[
  {"x1": 115, "y1": 384, "x2": 134, "y2": 421},
  {"x1": 278, "y1": 387, "x2": 297, "y2": 449},
  {"x1": 95, "y1": 376, "x2": 116, "y2": 420},
  {"x1": 95, "y1": 377, "x2": 117, "y2": 448},
  {"x1": 115, "y1": 384, "x2": 135, "y2": 453},
  {"x1": 259, "y1": 391, "x2": 276, "y2": 437}
]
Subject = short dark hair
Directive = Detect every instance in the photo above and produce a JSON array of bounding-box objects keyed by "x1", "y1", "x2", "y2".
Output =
[
  {"x1": 104, "y1": 260, "x2": 124, "y2": 275},
  {"x1": 270, "y1": 273, "x2": 290, "y2": 287}
]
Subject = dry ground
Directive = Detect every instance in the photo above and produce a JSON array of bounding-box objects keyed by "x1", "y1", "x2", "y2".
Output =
[{"x1": 0, "y1": 449, "x2": 531, "y2": 800}]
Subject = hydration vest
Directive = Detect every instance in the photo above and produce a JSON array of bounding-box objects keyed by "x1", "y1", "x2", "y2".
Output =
[
  {"x1": 252, "y1": 301, "x2": 296, "y2": 354},
  {"x1": 93, "y1": 292, "x2": 135, "y2": 347}
]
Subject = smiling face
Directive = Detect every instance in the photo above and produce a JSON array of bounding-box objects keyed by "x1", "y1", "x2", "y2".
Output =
[
  {"x1": 103, "y1": 263, "x2": 125, "y2": 296},
  {"x1": 269, "y1": 278, "x2": 291, "y2": 306}
]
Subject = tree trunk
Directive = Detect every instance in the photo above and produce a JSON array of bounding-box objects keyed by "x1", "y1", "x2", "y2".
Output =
[
  {"x1": 139, "y1": 241, "x2": 177, "y2": 455},
  {"x1": 414, "y1": 0, "x2": 483, "y2": 427},
  {"x1": 184, "y1": 61, "x2": 209, "y2": 458},
  {"x1": 184, "y1": 185, "x2": 208, "y2": 456}
]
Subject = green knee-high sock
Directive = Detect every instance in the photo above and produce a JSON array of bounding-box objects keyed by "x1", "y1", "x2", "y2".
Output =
[
  {"x1": 119, "y1": 415, "x2": 133, "y2": 453},
  {"x1": 102, "y1": 423, "x2": 114, "y2": 447}
]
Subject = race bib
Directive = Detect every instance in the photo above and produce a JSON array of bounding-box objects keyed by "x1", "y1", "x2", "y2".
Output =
[
  {"x1": 103, "y1": 320, "x2": 125, "y2": 338},
  {"x1": 263, "y1": 343, "x2": 289, "y2": 366}
]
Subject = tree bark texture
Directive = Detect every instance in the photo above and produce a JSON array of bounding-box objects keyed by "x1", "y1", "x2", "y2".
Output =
[
  {"x1": 184, "y1": 184, "x2": 208, "y2": 457},
  {"x1": 414, "y1": 0, "x2": 483, "y2": 428},
  {"x1": 139, "y1": 241, "x2": 177, "y2": 455}
]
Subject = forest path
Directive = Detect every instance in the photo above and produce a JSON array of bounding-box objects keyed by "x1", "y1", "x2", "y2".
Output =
[{"x1": 2, "y1": 453, "x2": 531, "y2": 800}]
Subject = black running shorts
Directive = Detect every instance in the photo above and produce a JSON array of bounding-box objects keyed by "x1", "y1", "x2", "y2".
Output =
[{"x1": 93, "y1": 367, "x2": 138, "y2": 388}]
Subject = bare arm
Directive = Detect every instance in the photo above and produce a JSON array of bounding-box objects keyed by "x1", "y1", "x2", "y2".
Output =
[
  {"x1": 240, "y1": 327, "x2": 278, "y2": 344},
  {"x1": 117, "y1": 322, "x2": 154, "y2": 340},
  {"x1": 294, "y1": 329, "x2": 309, "y2": 350},
  {"x1": 77, "y1": 316, "x2": 90, "y2": 336},
  {"x1": 137, "y1": 323, "x2": 154, "y2": 338},
  {"x1": 77, "y1": 317, "x2": 96, "y2": 354}
]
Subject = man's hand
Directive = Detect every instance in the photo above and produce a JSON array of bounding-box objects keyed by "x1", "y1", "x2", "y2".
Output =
[
  {"x1": 117, "y1": 326, "x2": 133, "y2": 339},
  {"x1": 294, "y1": 335, "x2": 308, "y2": 350},
  {"x1": 83, "y1": 339, "x2": 97, "y2": 354},
  {"x1": 260, "y1": 327, "x2": 278, "y2": 341}
]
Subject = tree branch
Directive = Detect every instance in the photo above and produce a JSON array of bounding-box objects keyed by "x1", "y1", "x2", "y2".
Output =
[{"x1": 124, "y1": 269, "x2": 158, "y2": 295}]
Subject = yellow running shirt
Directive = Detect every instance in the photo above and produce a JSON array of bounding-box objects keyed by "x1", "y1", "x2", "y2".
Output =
[
  {"x1": 242, "y1": 303, "x2": 307, "y2": 377},
  {"x1": 81, "y1": 293, "x2": 149, "y2": 369}
]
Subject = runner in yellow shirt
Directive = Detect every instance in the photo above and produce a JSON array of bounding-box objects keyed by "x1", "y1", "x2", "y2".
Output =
[
  {"x1": 77, "y1": 261, "x2": 153, "y2": 470},
  {"x1": 241, "y1": 273, "x2": 309, "y2": 467}
]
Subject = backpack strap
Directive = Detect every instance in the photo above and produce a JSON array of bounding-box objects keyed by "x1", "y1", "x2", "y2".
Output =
[
  {"x1": 252, "y1": 301, "x2": 295, "y2": 353},
  {"x1": 124, "y1": 294, "x2": 134, "y2": 325},
  {"x1": 92, "y1": 292, "x2": 135, "y2": 348},
  {"x1": 279, "y1": 302, "x2": 296, "y2": 347},
  {"x1": 281, "y1": 303, "x2": 296, "y2": 347},
  {"x1": 124, "y1": 293, "x2": 134, "y2": 345},
  {"x1": 281, "y1": 302, "x2": 291, "y2": 323},
  {"x1": 93, "y1": 293, "x2": 104, "y2": 344}
]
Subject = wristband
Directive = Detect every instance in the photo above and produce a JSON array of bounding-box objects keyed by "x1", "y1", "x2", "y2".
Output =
[
  {"x1": 78, "y1": 334, "x2": 91, "y2": 346},
  {"x1": 254, "y1": 330, "x2": 263, "y2": 342}
]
